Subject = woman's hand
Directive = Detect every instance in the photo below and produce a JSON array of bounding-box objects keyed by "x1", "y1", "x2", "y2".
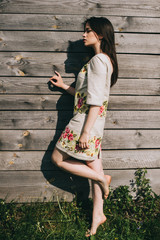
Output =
[
  {"x1": 79, "y1": 131, "x2": 89, "y2": 149},
  {"x1": 78, "y1": 106, "x2": 100, "y2": 149},
  {"x1": 49, "y1": 71, "x2": 75, "y2": 96},
  {"x1": 49, "y1": 71, "x2": 64, "y2": 89}
]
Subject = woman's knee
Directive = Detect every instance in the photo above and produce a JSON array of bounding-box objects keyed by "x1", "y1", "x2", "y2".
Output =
[
  {"x1": 51, "y1": 147, "x2": 69, "y2": 167},
  {"x1": 86, "y1": 158, "x2": 103, "y2": 174}
]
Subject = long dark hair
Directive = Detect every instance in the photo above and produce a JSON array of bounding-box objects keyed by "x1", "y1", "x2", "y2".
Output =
[{"x1": 84, "y1": 17, "x2": 118, "y2": 87}]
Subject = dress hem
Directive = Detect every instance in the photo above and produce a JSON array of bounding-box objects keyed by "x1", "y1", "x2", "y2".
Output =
[{"x1": 56, "y1": 143, "x2": 99, "y2": 161}]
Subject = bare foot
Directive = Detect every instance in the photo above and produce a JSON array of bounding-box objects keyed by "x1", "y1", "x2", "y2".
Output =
[
  {"x1": 99, "y1": 175, "x2": 112, "y2": 199},
  {"x1": 85, "y1": 214, "x2": 107, "y2": 237}
]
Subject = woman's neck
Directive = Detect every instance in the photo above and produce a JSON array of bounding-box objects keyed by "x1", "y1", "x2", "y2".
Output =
[{"x1": 92, "y1": 43, "x2": 102, "y2": 55}]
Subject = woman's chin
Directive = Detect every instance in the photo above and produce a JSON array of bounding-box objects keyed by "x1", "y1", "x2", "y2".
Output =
[{"x1": 84, "y1": 42, "x2": 90, "y2": 47}]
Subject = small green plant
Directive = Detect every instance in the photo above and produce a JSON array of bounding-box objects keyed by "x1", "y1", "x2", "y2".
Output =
[
  {"x1": 101, "y1": 169, "x2": 160, "y2": 240},
  {"x1": 0, "y1": 168, "x2": 159, "y2": 240}
]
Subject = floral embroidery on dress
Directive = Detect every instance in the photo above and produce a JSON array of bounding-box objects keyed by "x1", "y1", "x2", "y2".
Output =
[
  {"x1": 98, "y1": 101, "x2": 108, "y2": 117},
  {"x1": 74, "y1": 91, "x2": 89, "y2": 114},
  {"x1": 74, "y1": 91, "x2": 108, "y2": 117},
  {"x1": 58, "y1": 127, "x2": 102, "y2": 157},
  {"x1": 80, "y1": 64, "x2": 88, "y2": 73}
]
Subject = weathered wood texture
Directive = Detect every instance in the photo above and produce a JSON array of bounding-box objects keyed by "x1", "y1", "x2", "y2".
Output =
[
  {"x1": 0, "y1": 78, "x2": 160, "y2": 95},
  {"x1": 0, "y1": 52, "x2": 160, "y2": 78},
  {"x1": 0, "y1": 15, "x2": 160, "y2": 32},
  {"x1": 0, "y1": 95, "x2": 160, "y2": 110},
  {"x1": 1, "y1": 31, "x2": 160, "y2": 54},
  {"x1": 0, "y1": 0, "x2": 160, "y2": 201},
  {"x1": 0, "y1": 0, "x2": 160, "y2": 17},
  {"x1": 0, "y1": 130, "x2": 160, "y2": 150},
  {"x1": 0, "y1": 150, "x2": 160, "y2": 170},
  {"x1": 0, "y1": 169, "x2": 159, "y2": 203},
  {"x1": 1, "y1": 111, "x2": 160, "y2": 129}
]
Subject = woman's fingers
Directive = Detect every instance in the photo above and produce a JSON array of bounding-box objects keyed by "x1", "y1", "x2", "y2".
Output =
[
  {"x1": 49, "y1": 71, "x2": 60, "y2": 80},
  {"x1": 49, "y1": 79, "x2": 57, "y2": 86},
  {"x1": 49, "y1": 76, "x2": 58, "y2": 83},
  {"x1": 78, "y1": 132, "x2": 89, "y2": 149},
  {"x1": 49, "y1": 75, "x2": 61, "y2": 87},
  {"x1": 79, "y1": 141, "x2": 89, "y2": 149},
  {"x1": 54, "y1": 70, "x2": 60, "y2": 76},
  {"x1": 49, "y1": 75, "x2": 58, "y2": 81},
  {"x1": 49, "y1": 71, "x2": 63, "y2": 88}
]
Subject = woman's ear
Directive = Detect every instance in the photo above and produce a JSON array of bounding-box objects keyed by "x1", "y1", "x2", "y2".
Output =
[{"x1": 98, "y1": 35, "x2": 103, "y2": 40}]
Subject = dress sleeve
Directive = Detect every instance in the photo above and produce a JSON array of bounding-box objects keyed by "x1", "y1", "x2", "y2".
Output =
[{"x1": 86, "y1": 55, "x2": 108, "y2": 106}]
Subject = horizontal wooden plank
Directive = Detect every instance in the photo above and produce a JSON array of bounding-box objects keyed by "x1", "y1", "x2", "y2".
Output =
[
  {"x1": 0, "y1": 129, "x2": 159, "y2": 151},
  {"x1": 0, "y1": 0, "x2": 159, "y2": 17},
  {"x1": 0, "y1": 77, "x2": 160, "y2": 95},
  {"x1": 0, "y1": 15, "x2": 159, "y2": 33},
  {"x1": 1, "y1": 52, "x2": 159, "y2": 78},
  {"x1": 0, "y1": 95, "x2": 160, "y2": 110},
  {"x1": 0, "y1": 94, "x2": 74, "y2": 110},
  {"x1": 0, "y1": 169, "x2": 159, "y2": 202},
  {"x1": 0, "y1": 31, "x2": 159, "y2": 54},
  {"x1": 111, "y1": 78, "x2": 160, "y2": 96},
  {"x1": 0, "y1": 150, "x2": 160, "y2": 170},
  {"x1": 0, "y1": 110, "x2": 160, "y2": 129}
]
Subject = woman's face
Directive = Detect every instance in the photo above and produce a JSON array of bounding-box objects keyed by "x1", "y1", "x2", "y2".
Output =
[{"x1": 83, "y1": 23, "x2": 100, "y2": 48}]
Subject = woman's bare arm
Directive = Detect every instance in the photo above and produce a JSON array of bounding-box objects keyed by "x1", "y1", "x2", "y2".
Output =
[
  {"x1": 78, "y1": 105, "x2": 100, "y2": 149},
  {"x1": 49, "y1": 71, "x2": 75, "y2": 96}
]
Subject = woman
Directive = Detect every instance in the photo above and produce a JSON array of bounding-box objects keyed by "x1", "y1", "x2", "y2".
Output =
[{"x1": 49, "y1": 17, "x2": 118, "y2": 237}]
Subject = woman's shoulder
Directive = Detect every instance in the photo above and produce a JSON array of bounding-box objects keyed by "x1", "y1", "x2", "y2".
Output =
[{"x1": 89, "y1": 53, "x2": 112, "y2": 71}]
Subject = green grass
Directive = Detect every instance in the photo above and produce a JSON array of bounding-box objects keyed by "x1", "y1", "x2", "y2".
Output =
[{"x1": 0, "y1": 169, "x2": 160, "y2": 240}]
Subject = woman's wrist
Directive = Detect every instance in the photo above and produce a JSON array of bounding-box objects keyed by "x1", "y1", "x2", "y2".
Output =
[
  {"x1": 82, "y1": 129, "x2": 90, "y2": 135},
  {"x1": 62, "y1": 84, "x2": 75, "y2": 96},
  {"x1": 61, "y1": 83, "x2": 69, "y2": 90}
]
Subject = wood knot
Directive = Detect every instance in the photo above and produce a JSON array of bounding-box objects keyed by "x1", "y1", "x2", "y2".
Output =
[
  {"x1": 46, "y1": 116, "x2": 51, "y2": 122},
  {"x1": 113, "y1": 120, "x2": 118, "y2": 125},
  {"x1": 118, "y1": 28, "x2": 124, "y2": 32},
  {"x1": 135, "y1": 131, "x2": 142, "y2": 137},
  {"x1": 52, "y1": 25, "x2": 60, "y2": 29},
  {"x1": 9, "y1": 161, "x2": 14, "y2": 165},
  {"x1": 18, "y1": 69, "x2": 25, "y2": 76},
  {"x1": 18, "y1": 144, "x2": 23, "y2": 148},
  {"x1": 41, "y1": 97, "x2": 46, "y2": 102},
  {"x1": 15, "y1": 55, "x2": 23, "y2": 61},
  {"x1": 53, "y1": 16, "x2": 59, "y2": 20},
  {"x1": 23, "y1": 130, "x2": 30, "y2": 137},
  {"x1": 13, "y1": 153, "x2": 18, "y2": 158},
  {"x1": 96, "y1": 3, "x2": 101, "y2": 8}
]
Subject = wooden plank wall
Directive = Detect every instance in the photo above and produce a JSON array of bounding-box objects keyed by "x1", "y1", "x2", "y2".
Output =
[{"x1": 0, "y1": 0, "x2": 160, "y2": 202}]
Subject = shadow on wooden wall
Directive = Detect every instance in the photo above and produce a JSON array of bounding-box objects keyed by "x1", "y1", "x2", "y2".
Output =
[{"x1": 41, "y1": 39, "x2": 93, "y2": 202}]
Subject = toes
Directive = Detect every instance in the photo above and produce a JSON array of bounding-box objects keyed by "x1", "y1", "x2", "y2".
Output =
[
  {"x1": 85, "y1": 229, "x2": 91, "y2": 237},
  {"x1": 104, "y1": 194, "x2": 108, "y2": 199}
]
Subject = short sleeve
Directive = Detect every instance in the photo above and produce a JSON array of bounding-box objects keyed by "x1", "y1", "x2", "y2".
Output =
[{"x1": 86, "y1": 55, "x2": 108, "y2": 106}]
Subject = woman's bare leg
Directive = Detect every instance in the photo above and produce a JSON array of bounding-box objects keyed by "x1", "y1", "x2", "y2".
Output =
[
  {"x1": 85, "y1": 158, "x2": 111, "y2": 236},
  {"x1": 52, "y1": 147, "x2": 111, "y2": 235},
  {"x1": 52, "y1": 147, "x2": 105, "y2": 184}
]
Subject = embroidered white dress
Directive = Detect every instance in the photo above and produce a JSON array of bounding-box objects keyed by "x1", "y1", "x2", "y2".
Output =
[{"x1": 56, "y1": 53, "x2": 112, "y2": 161}]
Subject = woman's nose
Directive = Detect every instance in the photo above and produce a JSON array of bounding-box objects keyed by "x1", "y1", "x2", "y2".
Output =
[{"x1": 83, "y1": 32, "x2": 86, "y2": 37}]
